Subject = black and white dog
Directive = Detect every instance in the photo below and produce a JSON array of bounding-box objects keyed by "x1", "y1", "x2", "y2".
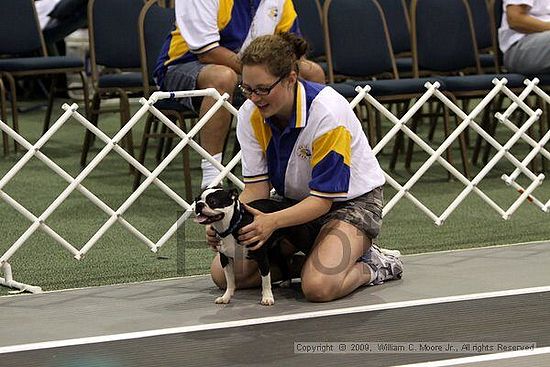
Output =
[{"x1": 194, "y1": 187, "x2": 290, "y2": 306}]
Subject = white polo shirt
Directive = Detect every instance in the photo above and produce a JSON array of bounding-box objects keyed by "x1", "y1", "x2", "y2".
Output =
[
  {"x1": 237, "y1": 80, "x2": 385, "y2": 201},
  {"x1": 154, "y1": 0, "x2": 300, "y2": 86},
  {"x1": 499, "y1": 0, "x2": 550, "y2": 53}
]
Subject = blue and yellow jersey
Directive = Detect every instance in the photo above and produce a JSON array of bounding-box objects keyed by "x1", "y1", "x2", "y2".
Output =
[
  {"x1": 237, "y1": 80, "x2": 386, "y2": 201},
  {"x1": 154, "y1": 0, "x2": 300, "y2": 87}
]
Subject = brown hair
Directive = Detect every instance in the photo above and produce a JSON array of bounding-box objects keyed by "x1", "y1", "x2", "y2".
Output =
[{"x1": 240, "y1": 33, "x2": 309, "y2": 77}]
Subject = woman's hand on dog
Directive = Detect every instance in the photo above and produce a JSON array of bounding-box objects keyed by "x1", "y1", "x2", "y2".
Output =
[
  {"x1": 205, "y1": 225, "x2": 221, "y2": 252},
  {"x1": 239, "y1": 204, "x2": 277, "y2": 251}
]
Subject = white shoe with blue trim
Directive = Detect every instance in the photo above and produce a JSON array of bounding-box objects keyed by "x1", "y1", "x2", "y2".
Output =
[{"x1": 360, "y1": 244, "x2": 404, "y2": 285}]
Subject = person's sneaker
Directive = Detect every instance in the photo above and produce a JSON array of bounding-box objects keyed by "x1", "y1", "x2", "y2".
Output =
[
  {"x1": 375, "y1": 244, "x2": 402, "y2": 259},
  {"x1": 359, "y1": 245, "x2": 404, "y2": 285}
]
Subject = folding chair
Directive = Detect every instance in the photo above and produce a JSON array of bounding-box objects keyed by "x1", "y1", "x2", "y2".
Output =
[
  {"x1": 293, "y1": 0, "x2": 326, "y2": 62},
  {"x1": 133, "y1": 0, "x2": 197, "y2": 201},
  {"x1": 468, "y1": 0, "x2": 499, "y2": 73},
  {"x1": 323, "y1": 0, "x2": 464, "y2": 176},
  {"x1": 377, "y1": 0, "x2": 414, "y2": 77},
  {"x1": 0, "y1": 0, "x2": 89, "y2": 152},
  {"x1": 80, "y1": 0, "x2": 145, "y2": 170},
  {"x1": 42, "y1": 0, "x2": 88, "y2": 56},
  {"x1": 0, "y1": 78, "x2": 8, "y2": 156},
  {"x1": 411, "y1": 0, "x2": 526, "y2": 172}
]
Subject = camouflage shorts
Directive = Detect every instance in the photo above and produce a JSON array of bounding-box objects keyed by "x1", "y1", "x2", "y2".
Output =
[
  {"x1": 270, "y1": 187, "x2": 384, "y2": 253},
  {"x1": 315, "y1": 186, "x2": 384, "y2": 240}
]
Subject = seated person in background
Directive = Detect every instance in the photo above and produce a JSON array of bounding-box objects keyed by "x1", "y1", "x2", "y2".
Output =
[
  {"x1": 153, "y1": 0, "x2": 325, "y2": 190},
  {"x1": 35, "y1": 0, "x2": 62, "y2": 30},
  {"x1": 36, "y1": 0, "x2": 87, "y2": 55},
  {"x1": 499, "y1": 0, "x2": 550, "y2": 74}
]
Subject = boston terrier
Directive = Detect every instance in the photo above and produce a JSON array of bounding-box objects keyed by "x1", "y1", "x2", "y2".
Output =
[{"x1": 194, "y1": 187, "x2": 291, "y2": 306}]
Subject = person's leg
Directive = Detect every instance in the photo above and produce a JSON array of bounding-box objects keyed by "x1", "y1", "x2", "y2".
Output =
[
  {"x1": 195, "y1": 64, "x2": 238, "y2": 188},
  {"x1": 300, "y1": 220, "x2": 372, "y2": 302},
  {"x1": 163, "y1": 62, "x2": 238, "y2": 189},
  {"x1": 300, "y1": 219, "x2": 403, "y2": 302},
  {"x1": 300, "y1": 187, "x2": 402, "y2": 302},
  {"x1": 299, "y1": 59, "x2": 326, "y2": 84},
  {"x1": 503, "y1": 31, "x2": 550, "y2": 74}
]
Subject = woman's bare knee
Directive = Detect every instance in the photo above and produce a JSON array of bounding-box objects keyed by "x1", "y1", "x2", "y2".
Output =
[{"x1": 301, "y1": 273, "x2": 339, "y2": 302}]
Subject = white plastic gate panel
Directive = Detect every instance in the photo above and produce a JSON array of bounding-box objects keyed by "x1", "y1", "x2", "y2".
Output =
[{"x1": 0, "y1": 78, "x2": 548, "y2": 292}]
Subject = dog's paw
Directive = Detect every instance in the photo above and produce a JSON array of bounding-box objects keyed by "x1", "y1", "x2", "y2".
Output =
[
  {"x1": 260, "y1": 295, "x2": 274, "y2": 306},
  {"x1": 215, "y1": 296, "x2": 231, "y2": 304}
]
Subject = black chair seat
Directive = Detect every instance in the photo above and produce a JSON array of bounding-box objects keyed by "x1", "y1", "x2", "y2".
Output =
[
  {"x1": 396, "y1": 57, "x2": 413, "y2": 73},
  {"x1": 98, "y1": 72, "x2": 143, "y2": 88},
  {"x1": 479, "y1": 53, "x2": 496, "y2": 68},
  {"x1": 526, "y1": 73, "x2": 550, "y2": 86},
  {"x1": 0, "y1": 56, "x2": 83, "y2": 71},
  {"x1": 363, "y1": 77, "x2": 443, "y2": 96},
  {"x1": 440, "y1": 73, "x2": 525, "y2": 92},
  {"x1": 154, "y1": 98, "x2": 191, "y2": 112},
  {"x1": 330, "y1": 77, "x2": 444, "y2": 98},
  {"x1": 328, "y1": 82, "x2": 361, "y2": 98}
]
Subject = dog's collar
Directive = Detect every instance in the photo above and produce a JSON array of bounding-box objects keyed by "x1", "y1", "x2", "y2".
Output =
[{"x1": 215, "y1": 201, "x2": 244, "y2": 238}]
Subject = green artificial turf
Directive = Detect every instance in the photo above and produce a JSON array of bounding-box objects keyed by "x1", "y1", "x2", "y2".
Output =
[{"x1": 0, "y1": 98, "x2": 548, "y2": 295}]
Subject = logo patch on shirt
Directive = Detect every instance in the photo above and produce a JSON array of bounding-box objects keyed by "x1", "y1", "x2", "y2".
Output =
[
  {"x1": 297, "y1": 145, "x2": 312, "y2": 160},
  {"x1": 268, "y1": 7, "x2": 279, "y2": 20}
]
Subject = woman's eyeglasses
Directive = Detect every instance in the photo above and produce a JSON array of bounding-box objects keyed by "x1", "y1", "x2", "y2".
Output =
[{"x1": 238, "y1": 76, "x2": 283, "y2": 97}]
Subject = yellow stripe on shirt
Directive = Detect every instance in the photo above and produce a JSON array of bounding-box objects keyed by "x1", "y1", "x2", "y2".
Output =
[
  {"x1": 218, "y1": 0, "x2": 233, "y2": 29},
  {"x1": 166, "y1": 0, "x2": 234, "y2": 65},
  {"x1": 311, "y1": 126, "x2": 352, "y2": 167},
  {"x1": 295, "y1": 82, "x2": 304, "y2": 128},
  {"x1": 167, "y1": 29, "x2": 189, "y2": 64},
  {"x1": 275, "y1": 0, "x2": 298, "y2": 33},
  {"x1": 250, "y1": 108, "x2": 272, "y2": 152}
]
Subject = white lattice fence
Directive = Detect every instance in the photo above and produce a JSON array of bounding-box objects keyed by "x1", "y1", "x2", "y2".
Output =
[
  {"x1": 350, "y1": 78, "x2": 549, "y2": 223},
  {"x1": 0, "y1": 79, "x2": 548, "y2": 293}
]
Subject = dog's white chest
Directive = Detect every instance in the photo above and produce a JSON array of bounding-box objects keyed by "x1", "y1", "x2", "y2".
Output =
[{"x1": 219, "y1": 235, "x2": 239, "y2": 259}]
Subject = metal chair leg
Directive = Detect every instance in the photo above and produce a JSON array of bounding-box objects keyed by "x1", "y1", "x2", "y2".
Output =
[
  {"x1": 42, "y1": 78, "x2": 56, "y2": 135},
  {"x1": 80, "y1": 92, "x2": 101, "y2": 168},
  {"x1": 481, "y1": 95, "x2": 505, "y2": 165},
  {"x1": 118, "y1": 89, "x2": 135, "y2": 174},
  {"x1": 0, "y1": 78, "x2": 8, "y2": 156},
  {"x1": 133, "y1": 113, "x2": 155, "y2": 191},
  {"x1": 79, "y1": 71, "x2": 91, "y2": 119},
  {"x1": 4, "y1": 73, "x2": 20, "y2": 153},
  {"x1": 541, "y1": 96, "x2": 548, "y2": 173},
  {"x1": 155, "y1": 124, "x2": 167, "y2": 163},
  {"x1": 179, "y1": 116, "x2": 193, "y2": 202}
]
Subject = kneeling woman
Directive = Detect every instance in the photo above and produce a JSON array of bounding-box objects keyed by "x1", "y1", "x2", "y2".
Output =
[{"x1": 207, "y1": 33, "x2": 403, "y2": 302}]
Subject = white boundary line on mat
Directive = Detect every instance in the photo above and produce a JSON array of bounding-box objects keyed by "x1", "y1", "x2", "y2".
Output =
[
  {"x1": 392, "y1": 346, "x2": 550, "y2": 366},
  {"x1": 404, "y1": 239, "x2": 550, "y2": 257},
  {"x1": 1, "y1": 285, "x2": 550, "y2": 354}
]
